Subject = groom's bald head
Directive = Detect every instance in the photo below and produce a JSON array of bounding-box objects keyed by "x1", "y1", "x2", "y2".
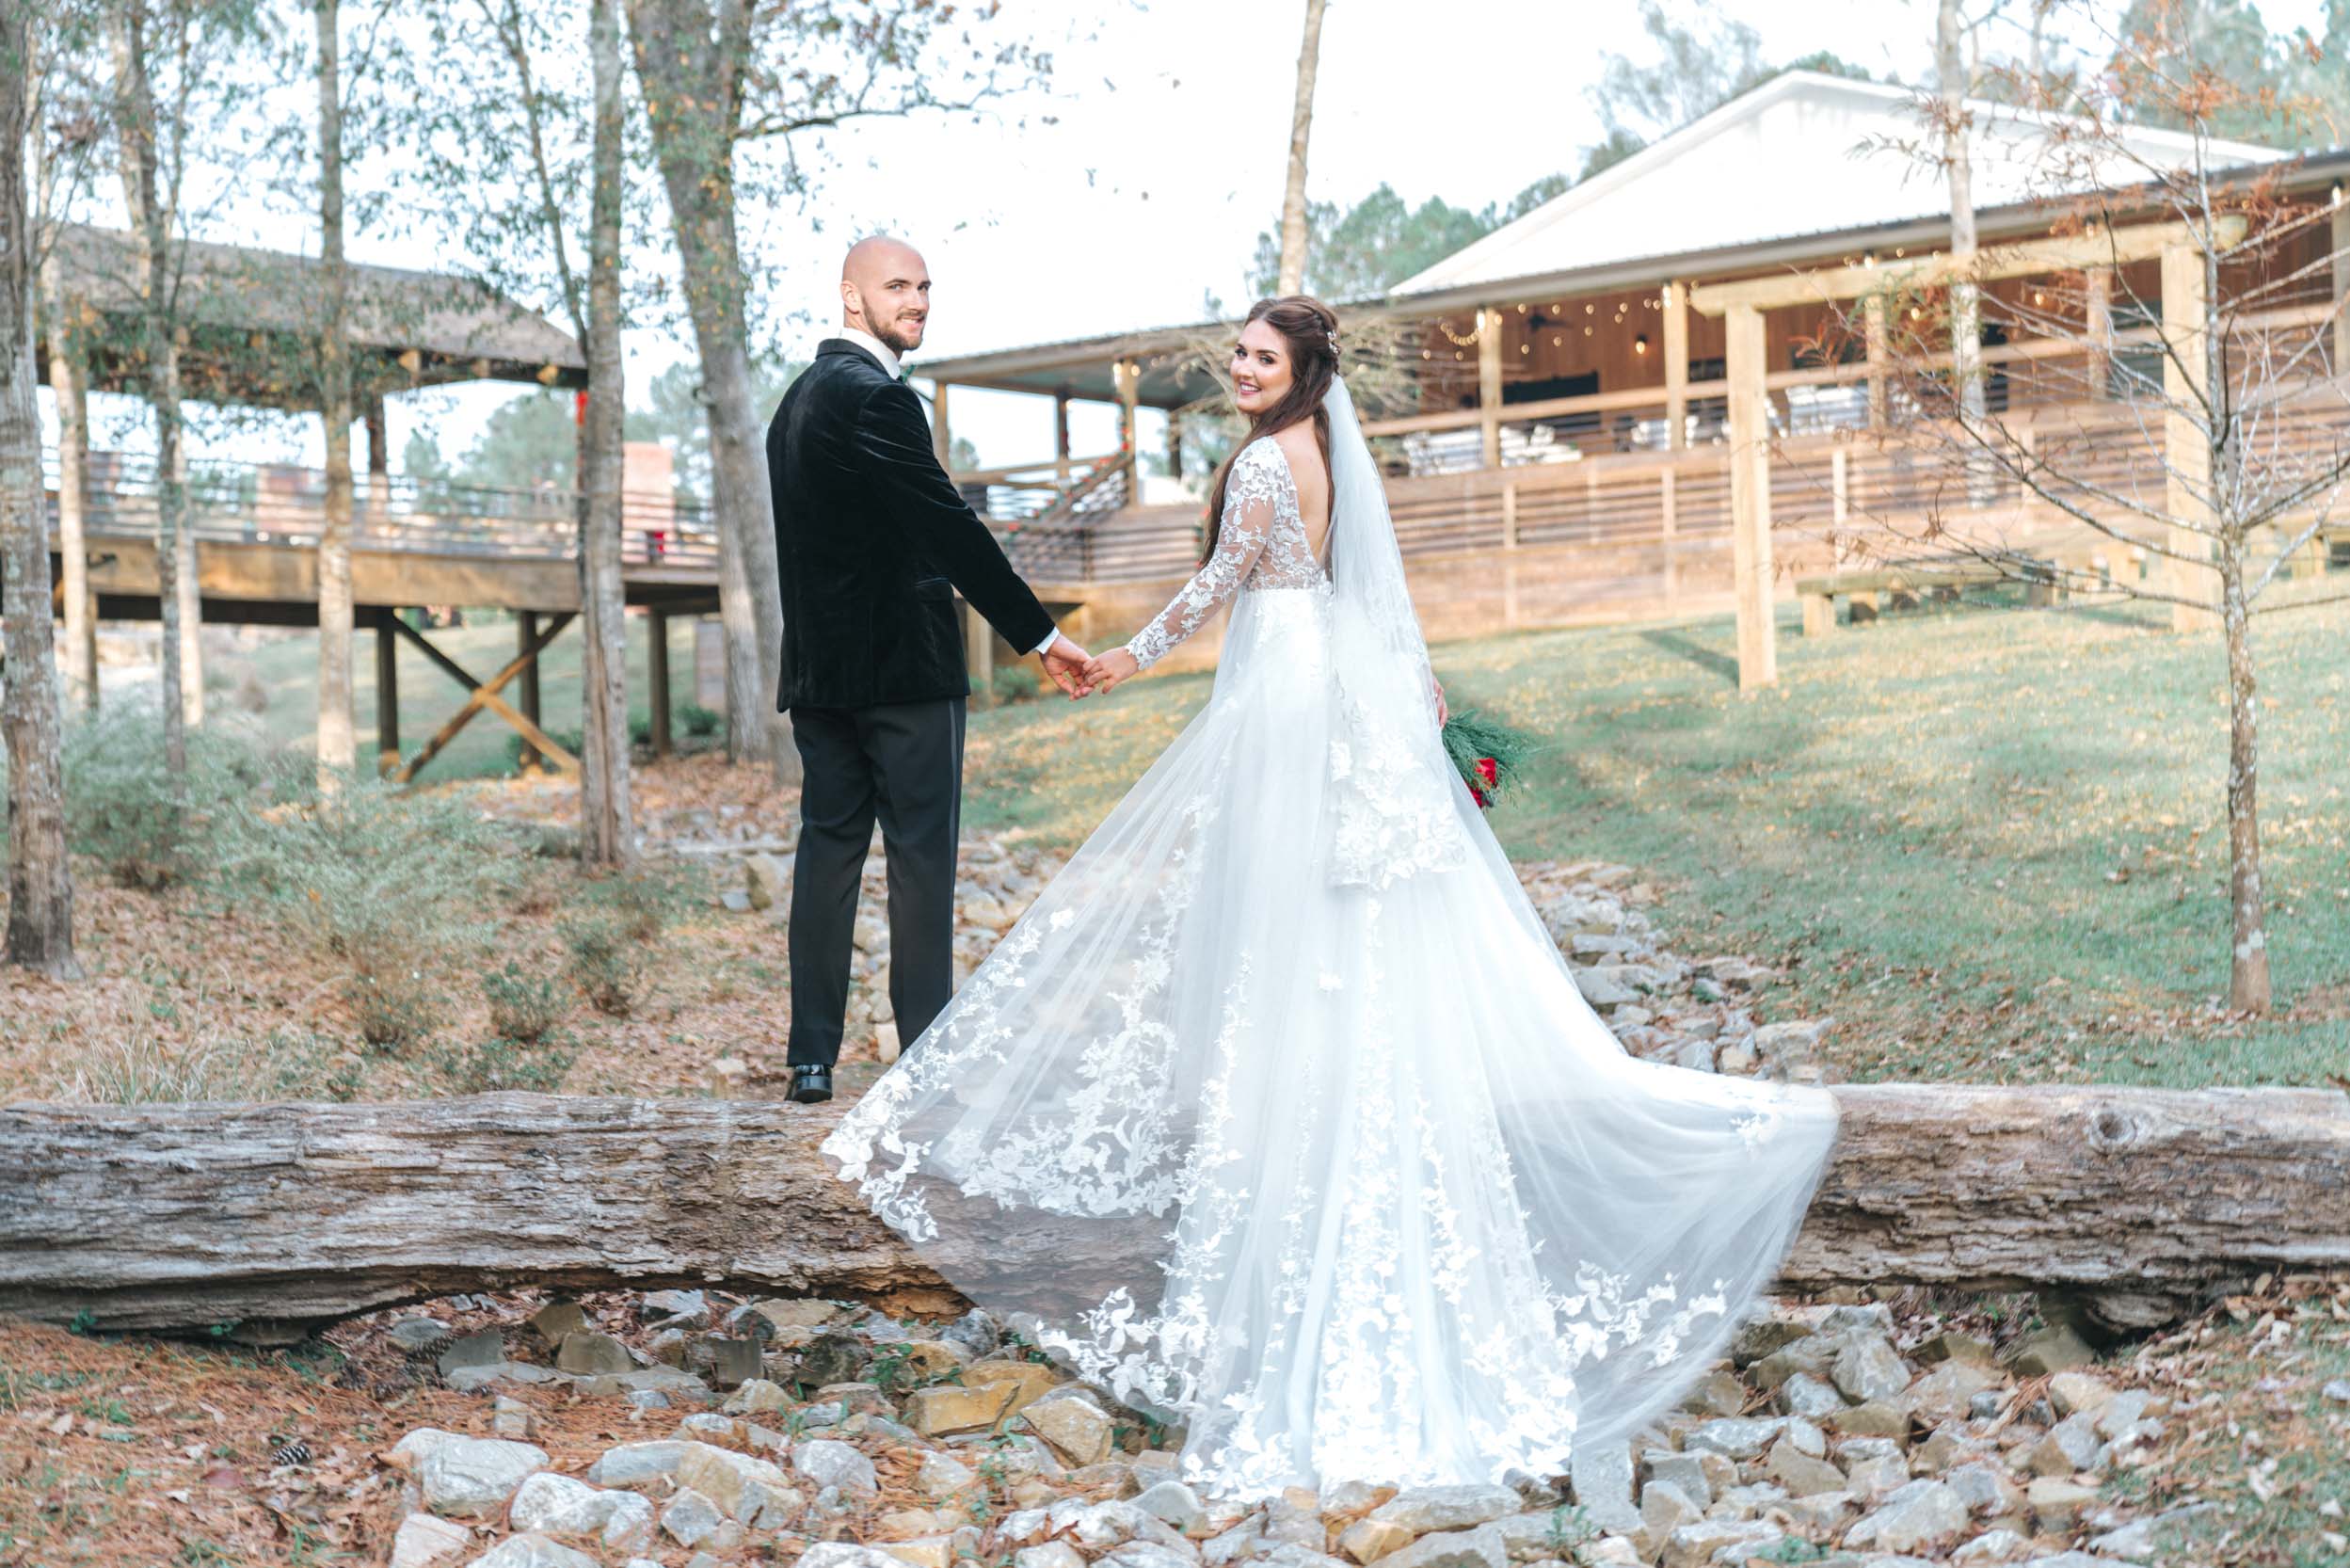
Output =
[{"x1": 841, "y1": 235, "x2": 932, "y2": 356}]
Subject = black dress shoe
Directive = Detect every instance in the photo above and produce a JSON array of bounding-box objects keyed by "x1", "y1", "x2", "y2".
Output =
[{"x1": 788, "y1": 1064, "x2": 834, "y2": 1104}]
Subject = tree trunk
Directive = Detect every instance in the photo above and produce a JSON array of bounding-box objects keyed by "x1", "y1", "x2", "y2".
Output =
[
  {"x1": 1935, "y1": 0, "x2": 1990, "y2": 505},
  {"x1": 313, "y1": 0, "x2": 356, "y2": 777},
  {"x1": 42, "y1": 295, "x2": 96, "y2": 712},
  {"x1": 1273, "y1": 0, "x2": 1328, "y2": 297},
  {"x1": 2217, "y1": 546, "x2": 2271, "y2": 1012},
  {"x1": 577, "y1": 0, "x2": 632, "y2": 865},
  {"x1": 1, "y1": 1083, "x2": 2338, "y2": 1338},
  {"x1": 0, "y1": 1, "x2": 80, "y2": 980},
  {"x1": 108, "y1": 0, "x2": 188, "y2": 776},
  {"x1": 623, "y1": 0, "x2": 794, "y2": 780}
]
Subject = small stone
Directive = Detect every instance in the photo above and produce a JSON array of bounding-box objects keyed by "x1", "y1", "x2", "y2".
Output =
[
  {"x1": 721, "y1": 1378, "x2": 791, "y2": 1416},
  {"x1": 1655, "y1": 1519, "x2": 1776, "y2": 1568},
  {"x1": 2323, "y1": 1379, "x2": 2350, "y2": 1404},
  {"x1": 905, "y1": 1383, "x2": 1018, "y2": 1435},
  {"x1": 1839, "y1": 1449, "x2": 1912, "y2": 1503},
  {"x1": 707, "y1": 1056, "x2": 751, "y2": 1096},
  {"x1": 1134, "y1": 1480, "x2": 1208, "y2": 1535},
  {"x1": 678, "y1": 1441, "x2": 796, "y2": 1522},
  {"x1": 466, "y1": 1535, "x2": 598, "y2": 1568},
  {"x1": 1636, "y1": 1479, "x2": 1702, "y2": 1553},
  {"x1": 390, "y1": 1319, "x2": 456, "y2": 1358},
  {"x1": 1639, "y1": 1450, "x2": 1714, "y2": 1512},
  {"x1": 555, "y1": 1331, "x2": 633, "y2": 1376},
  {"x1": 436, "y1": 1330, "x2": 505, "y2": 1379},
  {"x1": 1339, "y1": 1518, "x2": 1416, "y2": 1563},
  {"x1": 1573, "y1": 968, "x2": 1639, "y2": 1009},
  {"x1": 509, "y1": 1473, "x2": 656, "y2": 1551},
  {"x1": 1950, "y1": 1528, "x2": 2033, "y2": 1564},
  {"x1": 801, "y1": 1548, "x2": 920, "y2": 1568},
  {"x1": 960, "y1": 1359, "x2": 1065, "y2": 1415},
  {"x1": 584, "y1": 1441, "x2": 691, "y2": 1489},
  {"x1": 744, "y1": 853, "x2": 788, "y2": 910},
  {"x1": 2047, "y1": 1372, "x2": 2116, "y2": 1419},
  {"x1": 796, "y1": 1330, "x2": 875, "y2": 1387},
  {"x1": 1832, "y1": 1336, "x2": 1912, "y2": 1404},
  {"x1": 916, "y1": 1451, "x2": 979, "y2": 1500},
  {"x1": 1825, "y1": 1400, "x2": 1910, "y2": 1439},
  {"x1": 642, "y1": 1288, "x2": 708, "y2": 1325},
  {"x1": 1683, "y1": 1416, "x2": 1782, "y2": 1461},
  {"x1": 2006, "y1": 1323, "x2": 2097, "y2": 1377},
  {"x1": 2027, "y1": 1412, "x2": 2106, "y2": 1476},
  {"x1": 1764, "y1": 1445, "x2": 1847, "y2": 1496},
  {"x1": 389, "y1": 1512, "x2": 472, "y2": 1568},
  {"x1": 1568, "y1": 1444, "x2": 1640, "y2": 1535},
  {"x1": 707, "y1": 1336, "x2": 764, "y2": 1389},
  {"x1": 792, "y1": 1436, "x2": 880, "y2": 1496},
  {"x1": 1021, "y1": 1389, "x2": 1116, "y2": 1467},
  {"x1": 660, "y1": 1487, "x2": 727, "y2": 1546},
  {"x1": 528, "y1": 1301, "x2": 590, "y2": 1344},
  {"x1": 1729, "y1": 1316, "x2": 1814, "y2": 1368},
  {"x1": 1377, "y1": 1522, "x2": 1507, "y2": 1568},
  {"x1": 1944, "y1": 1461, "x2": 2023, "y2": 1517},
  {"x1": 421, "y1": 1435, "x2": 550, "y2": 1518},
  {"x1": 1917, "y1": 1331, "x2": 1997, "y2": 1367},
  {"x1": 1904, "y1": 1361, "x2": 2002, "y2": 1427},
  {"x1": 1778, "y1": 1371, "x2": 1847, "y2": 1420},
  {"x1": 2024, "y1": 1476, "x2": 2100, "y2": 1530},
  {"x1": 1016, "y1": 1544, "x2": 1089, "y2": 1568},
  {"x1": 1844, "y1": 1480, "x2": 1969, "y2": 1553}
]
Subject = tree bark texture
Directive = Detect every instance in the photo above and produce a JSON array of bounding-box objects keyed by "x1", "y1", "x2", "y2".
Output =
[
  {"x1": 1273, "y1": 0, "x2": 1327, "y2": 298},
  {"x1": 578, "y1": 0, "x2": 633, "y2": 864},
  {"x1": 1, "y1": 1084, "x2": 2339, "y2": 1337},
  {"x1": 313, "y1": 0, "x2": 356, "y2": 776}
]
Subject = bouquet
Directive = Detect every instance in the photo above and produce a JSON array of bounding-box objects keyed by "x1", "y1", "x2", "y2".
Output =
[{"x1": 1439, "y1": 707, "x2": 1536, "y2": 809}]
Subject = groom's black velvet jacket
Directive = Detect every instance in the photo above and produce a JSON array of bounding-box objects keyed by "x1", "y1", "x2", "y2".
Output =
[{"x1": 766, "y1": 338, "x2": 1056, "y2": 711}]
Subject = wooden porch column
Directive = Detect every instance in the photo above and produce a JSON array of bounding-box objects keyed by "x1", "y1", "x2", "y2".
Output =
[
  {"x1": 48, "y1": 308, "x2": 97, "y2": 712},
  {"x1": 931, "y1": 381, "x2": 952, "y2": 470},
  {"x1": 1114, "y1": 359, "x2": 1140, "y2": 500},
  {"x1": 2160, "y1": 243, "x2": 2215, "y2": 632},
  {"x1": 1166, "y1": 410, "x2": 1184, "y2": 483},
  {"x1": 2086, "y1": 266, "x2": 2114, "y2": 399},
  {"x1": 374, "y1": 614, "x2": 400, "y2": 777},
  {"x1": 1863, "y1": 294, "x2": 1888, "y2": 430},
  {"x1": 1724, "y1": 303, "x2": 1777, "y2": 691},
  {"x1": 2331, "y1": 201, "x2": 2350, "y2": 378},
  {"x1": 1053, "y1": 392, "x2": 1073, "y2": 484},
  {"x1": 517, "y1": 610, "x2": 544, "y2": 768},
  {"x1": 1663, "y1": 281, "x2": 1689, "y2": 451},
  {"x1": 1478, "y1": 309, "x2": 1504, "y2": 469},
  {"x1": 648, "y1": 608, "x2": 673, "y2": 758},
  {"x1": 363, "y1": 393, "x2": 391, "y2": 521}
]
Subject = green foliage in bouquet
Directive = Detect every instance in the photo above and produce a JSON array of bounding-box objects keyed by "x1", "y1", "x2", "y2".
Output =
[{"x1": 1440, "y1": 708, "x2": 1539, "y2": 808}]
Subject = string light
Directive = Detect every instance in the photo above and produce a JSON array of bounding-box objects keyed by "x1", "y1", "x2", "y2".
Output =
[{"x1": 1634, "y1": 334, "x2": 1650, "y2": 356}]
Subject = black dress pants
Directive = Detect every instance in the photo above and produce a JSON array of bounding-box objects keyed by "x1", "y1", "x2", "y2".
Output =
[{"x1": 786, "y1": 696, "x2": 967, "y2": 1067}]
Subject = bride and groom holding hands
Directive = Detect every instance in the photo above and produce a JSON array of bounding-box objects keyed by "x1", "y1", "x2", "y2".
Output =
[{"x1": 772, "y1": 233, "x2": 1841, "y2": 1503}]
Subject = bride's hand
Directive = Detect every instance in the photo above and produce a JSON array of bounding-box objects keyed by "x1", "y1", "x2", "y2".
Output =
[
  {"x1": 1432, "y1": 678, "x2": 1449, "y2": 727},
  {"x1": 1083, "y1": 648, "x2": 1140, "y2": 695}
]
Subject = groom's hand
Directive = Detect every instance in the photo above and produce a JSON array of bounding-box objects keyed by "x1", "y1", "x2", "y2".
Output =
[{"x1": 1040, "y1": 633, "x2": 1094, "y2": 698}]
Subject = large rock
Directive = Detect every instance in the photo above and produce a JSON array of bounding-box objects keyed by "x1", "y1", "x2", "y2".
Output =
[
  {"x1": 465, "y1": 1536, "x2": 597, "y2": 1568},
  {"x1": 792, "y1": 1436, "x2": 880, "y2": 1496},
  {"x1": 659, "y1": 1486, "x2": 727, "y2": 1547},
  {"x1": 421, "y1": 1435, "x2": 550, "y2": 1518},
  {"x1": 1133, "y1": 1480, "x2": 1208, "y2": 1536},
  {"x1": 1763, "y1": 1444, "x2": 1847, "y2": 1497},
  {"x1": 509, "y1": 1472, "x2": 655, "y2": 1550},
  {"x1": 585, "y1": 1442, "x2": 692, "y2": 1489},
  {"x1": 389, "y1": 1512, "x2": 472, "y2": 1568},
  {"x1": 1683, "y1": 1416, "x2": 1782, "y2": 1461},
  {"x1": 1904, "y1": 1361, "x2": 2002, "y2": 1427},
  {"x1": 1367, "y1": 1483, "x2": 1524, "y2": 1534},
  {"x1": 1831, "y1": 1336, "x2": 1912, "y2": 1403},
  {"x1": 1337, "y1": 1518, "x2": 1415, "y2": 1564},
  {"x1": 1373, "y1": 1524, "x2": 1507, "y2": 1568},
  {"x1": 905, "y1": 1382, "x2": 1018, "y2": 1435},
  {"x1": 1568, "y1": 1445, "x2": 1640, "y2": 1535},
  {"x1": 678, "y1": 1441, "x2": 801, "y2": 1525},
  {"x1": 1844, "y1": 1479, "x2": 1970, "y2": 1553}
]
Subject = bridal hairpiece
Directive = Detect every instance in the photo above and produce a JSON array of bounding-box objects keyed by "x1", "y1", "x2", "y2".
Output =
[{"x1": 1326, "y1": 328, "x2": 1341, "y2": 355}]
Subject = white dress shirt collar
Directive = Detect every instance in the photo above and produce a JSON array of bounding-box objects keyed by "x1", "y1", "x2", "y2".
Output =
[{"x1": 837, "y1": 325, "x2": 903, "y2": 380}]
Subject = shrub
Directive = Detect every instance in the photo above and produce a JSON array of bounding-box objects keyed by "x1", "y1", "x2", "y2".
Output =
[
  {"x1": 629, "y1": 715, "x2": 653, "y2": 746},
  {"x1": 483, "y1": 961, "x2": 567, "y2": 1043},
  {"x1": 990, "y1": 665, "x2": 1041, "y2": 704},
  {"x1": 62, "y1": 702, "x2": 269, "y2": 888},
  {"x1": 424, "y1": 1032, "x2": 576, "y2": 1096},
  {"x1": 679, "y1": 701, "x2": 720, "y2": 737},
  {"x1": 215, "y1": 776, "x2": 520, "y2": 1048},
  {"x1": 558, "y1": 911, "x2": 655, "y2": 1016}
]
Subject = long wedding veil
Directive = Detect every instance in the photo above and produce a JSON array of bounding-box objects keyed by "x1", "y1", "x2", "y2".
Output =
[{"x1": 1321, "y1": 374, "x2": 1474, "y2": 888}]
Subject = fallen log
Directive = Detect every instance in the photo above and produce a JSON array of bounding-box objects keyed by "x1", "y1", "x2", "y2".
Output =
[{"x1": 1, "y1": 1084, "x2": 2341, "y2": 1338}]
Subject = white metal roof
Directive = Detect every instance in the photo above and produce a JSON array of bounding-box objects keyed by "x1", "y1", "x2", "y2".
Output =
[{"x1": 1392, "y1": 72, "x2": 2287, "y2": 297}]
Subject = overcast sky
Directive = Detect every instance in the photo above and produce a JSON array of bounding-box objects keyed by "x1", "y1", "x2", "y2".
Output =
[{"x1": 70, "y1": 0, "x2": 2335, "y2": 474}]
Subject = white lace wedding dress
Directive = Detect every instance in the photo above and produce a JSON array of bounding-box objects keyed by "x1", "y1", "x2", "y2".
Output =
[{"x1": 819, "y1": 379, "x2": 1840, "y2": 1503}]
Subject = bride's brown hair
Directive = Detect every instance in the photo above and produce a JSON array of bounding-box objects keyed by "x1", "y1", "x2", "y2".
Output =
[{"x1": 1201, "y1": 295, "x2": 1339, "y2": 564}]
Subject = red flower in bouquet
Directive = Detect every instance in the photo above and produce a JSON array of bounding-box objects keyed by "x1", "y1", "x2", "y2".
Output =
[
  {"x1": 1469, "y1": 783, "x2": 1490, "y2": 808},
  {"x1": 1475, "y1": 757, "x2": 1498, "y2": 789}
]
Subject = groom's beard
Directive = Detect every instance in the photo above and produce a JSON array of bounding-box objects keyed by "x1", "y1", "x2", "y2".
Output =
[{"x1": 874, "y1": 319, "x2": 924, "y2": 357}]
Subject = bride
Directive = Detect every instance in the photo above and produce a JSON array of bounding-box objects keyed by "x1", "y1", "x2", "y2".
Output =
[{"x1": 818, "y1": 296, "x2": 1840, "y2": 1504}]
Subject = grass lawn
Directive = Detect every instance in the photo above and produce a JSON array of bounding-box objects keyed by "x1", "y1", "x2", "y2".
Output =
[{"x1": 965, "y1": 587, "x2": 2350, "y2": 1091}]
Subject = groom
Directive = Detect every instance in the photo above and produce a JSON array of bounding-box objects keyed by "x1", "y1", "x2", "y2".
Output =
[{"x1": 766, "y1": 234, "x2": 1094, "y2": 1104}]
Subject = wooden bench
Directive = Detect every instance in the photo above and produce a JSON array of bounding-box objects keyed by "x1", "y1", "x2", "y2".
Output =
[{"x1": 1797, "y1": 559, "x2": 2060, "y2": 636}]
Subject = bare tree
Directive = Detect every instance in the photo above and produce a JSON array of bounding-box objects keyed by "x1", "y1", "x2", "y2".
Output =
[
  {"x1": 1934, "y1": 0, "x2": 1991, "y2": 504},
  {"x1": 2, "y1": 0, "x2": 82, "y2": 977},
  {"x1": 1273, "y1": 0, "x2": 1328, "y2": 297},
  {"x1": 1828, "y1": 16, "x2": 2350, "y2": 1015},
  {"x1": 578, "y1": 0, "x2": 632, "y2": 863},
  {"x1": 313, "y1": 0, "x2": 355, "y2": 777},
  {"x1": 623, "y1": 0, "x2": 1052, "y2": 772}
]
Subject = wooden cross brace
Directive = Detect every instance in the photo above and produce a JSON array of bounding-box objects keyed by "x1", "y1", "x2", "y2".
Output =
[{"x1": 386, "y1": 613, "x2": 579, "y2": 784}]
